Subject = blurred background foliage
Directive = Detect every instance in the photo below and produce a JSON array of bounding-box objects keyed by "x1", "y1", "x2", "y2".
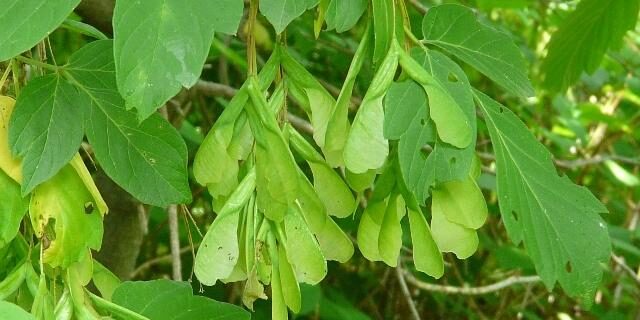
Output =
[{"x1": 37, "y1": 0, "x2": 640, "y2": 319}]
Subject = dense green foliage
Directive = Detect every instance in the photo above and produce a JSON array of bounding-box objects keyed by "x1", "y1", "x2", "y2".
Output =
[{"x1": 0, "y1": 0, "x2": 639, "y2": 319}]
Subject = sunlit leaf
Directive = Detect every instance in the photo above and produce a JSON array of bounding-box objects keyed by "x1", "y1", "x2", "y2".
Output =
[
  {"x1": 113, "y1": 0, "x2": 218, "y2": 119},
  {"x1": 0, "y1": 0, "x2": 80, "y2": 61}
]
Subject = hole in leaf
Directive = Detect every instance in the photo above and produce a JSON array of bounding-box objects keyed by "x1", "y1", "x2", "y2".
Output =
[
  {"x1": 565, "y1": 261, "x2": 572, "y2": 273},
  {"x1": 511, "y1": 211, "x2": 518, "y2": 222},
  {"x1": 42, "y1": 218, "x2": 57, "y2": 250},
  {"x1": 84, "y1": 202, "x2": 94, "y2": 214},
  {"x1": 448, "y1": 72, "x2": 459, "y2": 83},
  {"x1": 499, "y1": 107, "x2": 505, "y2": 113},
  {"x1": 420, "y1": 118, "x2": 426, "y2": 126},
  {"x1": 449, "y1": 157, "x2": 457, "y2": 165},
  {"x1": 420, "y1": 150, "x2": 428, "y2": 161}
]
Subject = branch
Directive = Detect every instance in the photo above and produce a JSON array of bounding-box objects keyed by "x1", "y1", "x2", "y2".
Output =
[
  {"x1": 396, "y1": 266, "x2": 421, "y2": 320},
  {"x1": 408, "y1": 0, "x2": 428, "y2": 14},
  {"x1": 477, "y1": 151, "x2": 640, "y2": 170},
  {"x1": 130, "y1": 244, "x2": 197, "y2": 279},
  {"x1": 403, "y1": 271, "x2": 541, "y2": 295},
  {"x1": 611, "y1": 254, "x2": 640, "y2": 286},
  {"x1": 193, "y1": 80, "x2": 237, "y2": 98},
  {"x1": 167, "y1": 204, "x2": 182, "y2": 281}
]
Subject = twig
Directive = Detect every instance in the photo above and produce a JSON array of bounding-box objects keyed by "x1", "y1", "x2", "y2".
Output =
[
  {"x1": 130, "y1": 244, "x2": 197, "y2": 279},
  {"x1": 611, "y1": 254, "x2": 640, "y2": 286},
  {"x1": 408, "y1": 0, "x2": 428, "y2": 14},
  {"x1": 477, "y1": 151, "x2": 640, "y2": 169},
  {"x1": 395, "y1": 265, "x2": 421, "y2": 320},
  {"x1": 193, "y1": 80, "x2": 237, "y2": 98},
  {"x1": 403, "y1": 271, "x2": 541, "y2": 295},
  {"x1": 167, "y1": 204, "x2": 182, "y2": 281}
]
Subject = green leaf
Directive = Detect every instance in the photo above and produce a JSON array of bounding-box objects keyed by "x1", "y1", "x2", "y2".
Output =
[
  {"x1": 260, "y1": 0, "x2": 319, "y2": 34},
  {"x1": 315, "y1": 215, "x2": 354, "y2": 263},
  {"x1": 9, "y1": 74, "x2": 87, "y2": 194},
  {"x1": 309, "y1": 162, "x2": 356, "y2": 218},
  {"x1": 112, "y1": 279, "x2": 250, "y2": 320},
  {"x1": 410, "y1": 49, "x2": 477, "y2": 181},
  {"x1": 29, "y1": 164, "x2": 104, "y2": 268},
  {"x1": 325, "y1": 0, "x2": 367, "y2": 33},
  {"x1": 0, "y1": 301, "x2": 34, "y2": 320},
  {"x1": 324, "y1": 27, "x2": 371, "y2": 167},
  {"x1": 407, "y1": 209, "x2": 443, "y2": 278},
  {"x1": 357, "y1": 199, "x2": 386, "y2": 261},
  {"x1": 267, "y1": 234, "x2": 288, "y2": 320},
  {"x1": 541, "y1": 0, "x2": 639, "y2": 91},
  {"x1": 0, "y1": 170, "x2": 27, "y2": 249},
  {"x1": 0, "y1": 0, "x2": 80, "y2": 61},
  {"x1": 284, "y1": 209, "x2": 328, "y2": 284},
  {"x1": 65, "y1": 40, "x2": 191, "y2": 207},
  {"x1": 432, "y1": 177, "x2": 487, "y2": 230},
  {"x1": 278, "y1": 245, "x2": 301, "y2": 313},
  {"x1": 422, "y1": 4, "x2": 534, "y2": 98},
  {"x1": 194, "y1": 52, "x2": 281, "y2": 199},
  {"x1": 288, "y1": 127, "x2": 356, "y2": 218},
  {"x1": 430, "y1": 199, "x2": 478, "y2": 259},
  {"x1": 378, "y1": 193, "x2": 405, "y2": 267},
  {"x1": 296, "y1": 170, "x2": 329, "y2": 234},
  {"x1": 475, "y1": 90, "x2": 611, "y2": 306},
  {"x1": 112, "y1": 0, "x2": 218, "y2": 119},
  {"x1": 389, "y1": 50, "x2": 477, "y2": 203},
  {"x1": 372, "y1": 0, "x2": 395, "y2": 66},
  {"x1": 383, "y1": 81, "x2": 426, "y2": 140},
  {"x1": 396, "y1": 100, "x2": 435, "y2": 203},
  {"x1": 344, "y1": 47, "x2": 398, "y2": 173},
  {"x1": 92, "y1": 261, "x2": 121, "y2": 301},
  {"x1": 195, "y1": 170, "x2": 256, "y2": 286},
  {"x1": 397, "y1": 47, "x2": 472, "y2": 149},
  {"x1": 280, "y1": 51, "x2": 336, "y2": 149},
  {"x1": 246, "y1": 80, "x2": 299, "y2": 222},
  {"x1": 212, "y1": 0, "x2": 245, "y2": 35}
]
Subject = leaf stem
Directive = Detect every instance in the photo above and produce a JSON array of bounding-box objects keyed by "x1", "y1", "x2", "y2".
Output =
[
  {"x1": 14, "y1": 55, "x2": 59, "y2": 72},
  {"x1": 403, "y1": 25, "x2": 427, "y2": 51},
  {"x1": 0, "y1": 60, "x2": 12, "y2": 91},
  {"x1": 247, "y1": 0, "x2": 259, "y2": 76}
]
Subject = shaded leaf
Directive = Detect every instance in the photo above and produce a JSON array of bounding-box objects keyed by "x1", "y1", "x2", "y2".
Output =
[
  {"x1": 541, "y1": 0, "x2": 640, "y2": 91},
  {"x1": 260, "y1": 0, "x2": 319, "y2": 34},
  {"x1": 475, "y1": 90, "x2": 610, "y2": 306},
  {"x1": 325, "y1": 0, "x2": 367, "y2": 33},
  {"x1": 10, "y1": 74, "x2": 86, "y2": 194},
  {"x1": 422, "y1": 4, "x2": 533, "y2": 98},
  {"x1": 112, "y1": 280, "x2": 250, "y2": 320},
  {"x1": 66, "y1": 40, "x2": 191, "y2": 207}
]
